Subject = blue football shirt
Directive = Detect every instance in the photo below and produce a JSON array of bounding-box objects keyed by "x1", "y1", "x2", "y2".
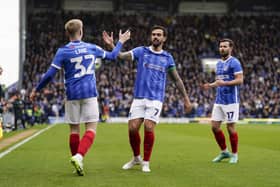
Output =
[
  {"x1": 51, "y1": 41, "x2": 107, "y2": 100},
  {"x1": 130, "y1": 46, "x2": 176, "y2": 102},
  {"x1": 215, "y1": 56, "x2": 243, "y2": 104}
]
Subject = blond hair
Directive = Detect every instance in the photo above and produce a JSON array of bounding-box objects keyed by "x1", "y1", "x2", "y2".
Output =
[{"x1": 64, "y1": 19, "x2": 83, "y2": 38}]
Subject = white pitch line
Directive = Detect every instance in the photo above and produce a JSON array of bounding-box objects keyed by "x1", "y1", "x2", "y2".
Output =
[{"x1": 0, "y1": 124, "x2": 56, "y2": 159}]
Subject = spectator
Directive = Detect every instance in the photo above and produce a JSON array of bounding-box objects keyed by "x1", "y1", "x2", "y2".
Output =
[
  {"x1": 12, "y1": 92, "x2": 26, "y2": 130},
  {"x1": 21, "y1": 12, "x2": 280, "y2": 120}
]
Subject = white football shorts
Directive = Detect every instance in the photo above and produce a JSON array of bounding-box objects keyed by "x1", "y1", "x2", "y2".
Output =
[
  {"x1": 211, "y1": 103, "x2": 239, "y2": 123},
  {"x1": 65, "y1": 97, "x2": 99, "y2": 124},
  {"x1": 128, "y1": 98, "x2": 163, "y2": 124}
]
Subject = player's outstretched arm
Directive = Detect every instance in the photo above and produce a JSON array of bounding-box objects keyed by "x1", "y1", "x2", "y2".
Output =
[
  {"x1": 168, "y1": 69, "x2": 192, "y2": 113},
  {"x1": 102, "y1": 31, "x2": 114, "y2": 49},
  {"x1": 118, "y1": 51, "x2": 133, "y2": 61},
  {"x1": 102, "y1": 30, "x2": 130, "y2": 46},
  {"x1": 30, "y1": 66, "x2": 58, "y2": 102},
  {"x1": 102, "y1": 31, "x2": 133, "y2": 61},
  {"x1": 118, "y1": 30, "x2": 131, "y2": 44},
  {"x1": 103, "y1": 30, "x2": 131, "y2": 60}
]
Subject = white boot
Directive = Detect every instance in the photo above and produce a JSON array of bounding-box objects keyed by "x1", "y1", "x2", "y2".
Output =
[{"x1": 122, "y1": 155, "x2": 142, "y2": 170}]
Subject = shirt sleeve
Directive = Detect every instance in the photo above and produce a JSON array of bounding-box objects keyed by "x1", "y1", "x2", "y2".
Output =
[
  {"x1": 104, "y1": 41, "x2": 123, "y2": 60},
  {"x1": 131, "y1": 46, "x2": 143, "y2": 61},
  {"x1": 35, "y1": 66, "x2": 58, "y2": 92},
  {"x1": 92, "y1": 42, "x2": 123, "y2": 60},
  {"x1": 92, "y1": 44, "x2": 106, "y2": 59},
  {"x1": 167, "y1": 55, "x2": 176, "y2": 71},
  {"x1": 232, "y1": 59, "x2": 243, "y2": 74},
  {"x1": 51, "y1": 48, "x2": 64, "y2": 70}
]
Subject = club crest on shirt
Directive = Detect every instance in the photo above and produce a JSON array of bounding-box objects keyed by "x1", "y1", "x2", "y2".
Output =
[
  {"x1": 223, "y1": 65, "x2": 229, "y2": 71},
  {"x1": 144, "y1": 54, "x2": 149, "y2": 58},
  {"x1": 159, "y1": 57, "x2": 167, "y2": 64},
  {"x1": 143, "y1": 54, "x2": 150, "y2": 62}
]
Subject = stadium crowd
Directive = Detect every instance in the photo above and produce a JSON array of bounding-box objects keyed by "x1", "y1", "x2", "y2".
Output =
[{"x1": 0, "y1": 11, "x2": 279, "y2": 130}]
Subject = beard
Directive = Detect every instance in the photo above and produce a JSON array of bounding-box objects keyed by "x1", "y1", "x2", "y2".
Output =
[
  {"x1": 220, "y1": 50, "x2": 229, "y2": 58},
  {"x1": 152, "y1": 39, "x2": 161, "y2": 48}
]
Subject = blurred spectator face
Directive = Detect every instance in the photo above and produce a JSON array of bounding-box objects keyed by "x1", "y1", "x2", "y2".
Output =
[
  {"x1": 219, "y1": 41, "x2": 232, "y2": 58},
  {"x1": 151, "y1": 29, "x2": 166, "y2": 48}
]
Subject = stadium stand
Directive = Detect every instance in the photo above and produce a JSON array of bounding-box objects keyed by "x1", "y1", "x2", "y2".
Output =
[{"x1": 16, "y1": 11, "x2": 279, "y2": 122}]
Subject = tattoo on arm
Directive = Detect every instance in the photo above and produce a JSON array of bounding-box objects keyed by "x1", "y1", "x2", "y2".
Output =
[
  {"x1": 118, "y1": 51, "x2": 132, "y2": 61},
  {"x1": 169, "y1": 69, "x2": 188, "y2": 97}
]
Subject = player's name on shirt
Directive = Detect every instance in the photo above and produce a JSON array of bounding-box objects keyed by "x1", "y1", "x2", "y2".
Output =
[{"x1": 75, "y1": 48, "x2": 88, "y2": 55}]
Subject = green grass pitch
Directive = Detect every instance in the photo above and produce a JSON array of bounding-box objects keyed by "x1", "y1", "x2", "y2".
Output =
[{"x1": 0, "y1": 123, "x2": 279, "y2": 187}]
